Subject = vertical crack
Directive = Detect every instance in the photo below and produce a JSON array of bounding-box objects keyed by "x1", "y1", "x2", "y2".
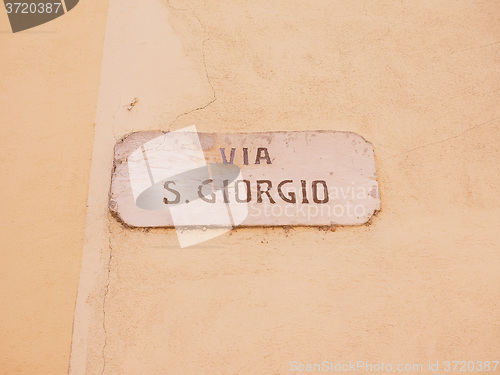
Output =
[
  {"x1": 167, "y1": 37, "x2": 217, "y2": 132},
  {"x1": 101, "y1": 218, "x2": 113, "y2": 375},
  {"x1": 163, "y1": 1, "x2": 217, "y2": 131}
]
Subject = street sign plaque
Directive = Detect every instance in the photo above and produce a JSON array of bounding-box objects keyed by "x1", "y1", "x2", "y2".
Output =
[{"x1": 110, "y1": 129, "x2": 380, "y2": 228}]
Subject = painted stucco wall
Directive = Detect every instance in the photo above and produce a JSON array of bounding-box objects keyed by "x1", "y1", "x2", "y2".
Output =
[
  {"x1": 0, "y1": 1, "x2": 109, "y2": 374},
  {"x1": 2, "y1": 1, "x2": 499, "y2": 374}
]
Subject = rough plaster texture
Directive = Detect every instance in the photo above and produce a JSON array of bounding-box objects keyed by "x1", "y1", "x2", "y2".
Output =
[
  {"x1": 1, "y1": 0, "x2": 499, "y2": 374},
  {"x1": 70, "y1": 0, "x2": 500, "y2": 374}
]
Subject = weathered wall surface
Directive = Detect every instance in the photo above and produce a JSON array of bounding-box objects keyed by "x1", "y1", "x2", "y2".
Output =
[
  {"x1": 0, "y1": 2, "x2": 109, "y2": 374},
  {"x1": 2, "y1": 0, "x2": 499, "y2": 374},
  {"x1": 71, "y1": 1, "x2": 500, "y2": 374}
]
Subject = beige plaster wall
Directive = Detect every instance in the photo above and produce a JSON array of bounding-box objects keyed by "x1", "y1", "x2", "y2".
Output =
[
  {"x1": 0, "y1": 1, "x2": 109, "y2": 374},
  {"x1": 2, "y1": 0, "x2": 499, "y2": 374}
]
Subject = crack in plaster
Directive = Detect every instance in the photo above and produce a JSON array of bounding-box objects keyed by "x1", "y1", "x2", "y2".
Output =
[{"x1": 387, "y1": 117, "x2": 500, "y2": 160}]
